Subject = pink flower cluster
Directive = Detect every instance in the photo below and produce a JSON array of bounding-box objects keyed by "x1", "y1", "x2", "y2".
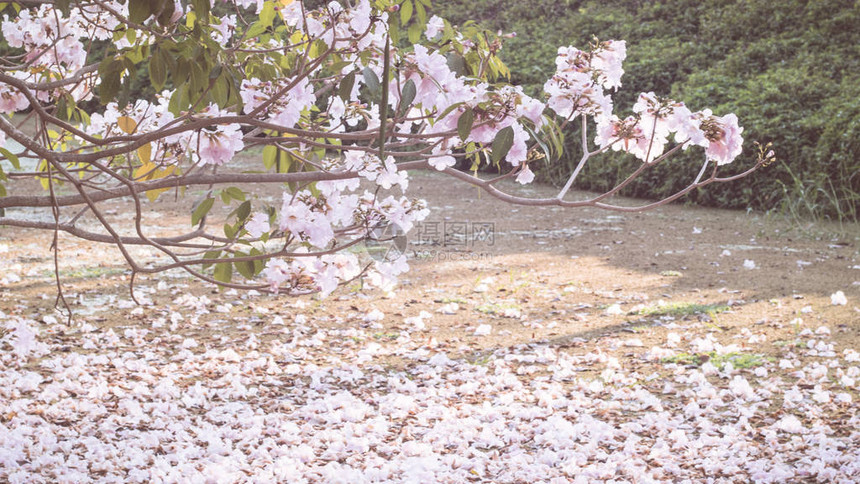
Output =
[
  {"x1": 86, "y1": 100, "x2": 244, "y2": 167},
  {"x1": 260, "y1": 153, "x2": 428, "y2": 294},
  {"x1": 544, "y1": 40, "x2": 626, "y2": 120},
  {"x1": 595, "y1": 92, "x2": 744, "y2": 164},
  {"x1": 240, "y1": 78, "x2": 317, "y2": 129}
]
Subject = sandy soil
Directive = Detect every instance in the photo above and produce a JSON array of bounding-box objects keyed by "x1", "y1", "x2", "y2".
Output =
[{"x1": 2, "y1": 164, "x2": 860, "y2": 368}]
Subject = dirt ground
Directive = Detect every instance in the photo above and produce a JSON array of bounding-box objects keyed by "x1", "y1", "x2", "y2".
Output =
[
  {"x1": 4, "y1": 161, "x2": 860, "y2": 481},
  {"x1": 2, "y1": 165, "x2": 859, "y2": 364}
]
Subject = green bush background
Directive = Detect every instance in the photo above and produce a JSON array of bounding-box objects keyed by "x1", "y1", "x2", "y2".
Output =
[{"x1": 436, "y1": 0, "x2": 860, "y2": 221}]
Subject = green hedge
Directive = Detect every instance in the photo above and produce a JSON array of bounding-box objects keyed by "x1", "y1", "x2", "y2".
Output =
[{"x1": 436, "y1": 0, "x2": 860, "y2": 220}]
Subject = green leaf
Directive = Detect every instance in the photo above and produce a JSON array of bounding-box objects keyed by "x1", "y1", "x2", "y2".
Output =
[
  {"x1": 259, "y1": 1, "x2": 276, "y2": 27},
  {"x1": 262, "y1": 145, "x2": 277, "y2": 170},
  {"x1": 235, "y1": 257, "x2": 256, "y2": 279},
  {"x1": 202, "y1": 250, "x2": 221, "y2": 270},
  {"x1": 400, "y1": 0, "x2": 413, "y2": 24},
  {"x1": 236, "y1": 200, "x2": 251, "y2": 222},
  {"x1": 213, "y1": 262, "x2": 233, "y2": 284},
  {"x1": 339, "y1": 70, "x2": 356, "y2": 101},
  {"x1": 191, "y1": 197, "x2": 214, "y2": 226},
  {"x1": 362, "y1": 67, "x2": 381, "y2": 96},
  {"x1": 434, "y1": 101, "x2": 464, "y2": 124},
  {"x1": 211, "y1": 74, "x2": 230, "y2": 107},
  {"x1": 523, "y1": 123, "x2": 551, "y2": 162},
  {"x1": 447, "y1": 53, "x2": 467, "y2": 76},
  {"x1": 192, "y1": 0, "x2": 210, "y2": 22},
  {"x1": 275, "y1": 150, "x2": 292, "y2": 173},
  {"x1": 156, "y1": 0, "x2": 176, "y2": 26},
  {"x1": 397, "y1": 79, "x2": 416, "y2": 118},
  {"x1": 407, "y1": 22, "x2": 422, "y2": 44},
  {"x1": 491, "y1": 126, "x2": 514, "y2": 164},
  {"x1": 128, "y1": 0, "x2": 152, "y2": 24},
  {"x1": 0, "y1": 147, "x2": 21, "y2": 170},
  {"x1": 245, "y1": 21, "x2": 267, "y2": 39},
  {"x1": 98, "y1": 58, "x2": 123, "y2": 104},
  {"x1": 415, "y1": 0, "x2": 427, "y2": 24},
  {"x1": 458, "y1": 107, "x2": 474, "y2": 142},
  {"x1": 149, "y1": 48, "x2": 167, "y2": 90},
  {"x1": 224, "y1": 222, "x2": 238, "y2": 239},
  {"x1": 224, "y1": 186, "x2": 246, "y2": 202}
]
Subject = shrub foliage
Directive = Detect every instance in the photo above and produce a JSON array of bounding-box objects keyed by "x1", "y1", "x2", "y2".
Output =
[{"x1": 436, "y1": 0, "x2": 860, "y2": 220}]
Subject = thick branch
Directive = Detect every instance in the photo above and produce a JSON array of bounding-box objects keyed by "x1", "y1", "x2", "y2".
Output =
[
  {"x1": 0, "y1": 161, "x2": 428, "y2": 209},
  {"x1": 0, "y1": 217, "x2": 210, "y2": 247}
]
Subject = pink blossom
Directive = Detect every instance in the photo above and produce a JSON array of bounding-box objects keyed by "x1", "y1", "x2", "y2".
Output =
[
  {"x1": 197, "y1": 123, "x2": 244, "y2": 166},
  {"x1": 245, "y1": 213, "x2": 270, "y2": 238},
  {"x1": 428, "y1": 155, "x2": 456, "y2": 171},
  {"x1": 592, "y1": 40, "x2": 627, "y2": 89},
  {"x1": 516, "y1": 164, "x2": 535, "y2": 185},
  {"x1": 703, "y1": 113, "x2": 744, "y2": 165},
  {"x1": 0, "y1": 86, "x2": 30, "y2": 114},
  {"x1": 425, "y1": 15, "x2": 445, "y2": 39}
]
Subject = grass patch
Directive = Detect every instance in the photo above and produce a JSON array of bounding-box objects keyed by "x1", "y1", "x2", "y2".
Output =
[
  {"x1": 636, "y1": 302, "x2": 730, "y2": 317},
  {"x1": 372, "y1": 332, "x2": 399, "y2": 341},
  {"x1": 469, "y1": 354, "x2": 494, "y2": 366},
  {"x1": 475, "y1": 302, "x2": 521, "y2": 315},
  {"x1": 662, "y1": 351, "x2": 772, "y2": 370}
]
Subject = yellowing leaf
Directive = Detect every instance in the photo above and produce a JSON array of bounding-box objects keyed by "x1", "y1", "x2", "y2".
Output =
[
  {"x1": 137, "y1": 143, "x2": 152, "y2": 164},
  {"x1": 117, "y1": 116, "x2": 137, "y2": 134},
  {"x1": 133, "y1": 161, "x2": 176, "y2": 201},
  {"x1": 280, "y1": 0, "x2": 294, "y2": 5},
  {"x1": 133, "y1": 161, "x2": 156, "y2": 180},
  {"x1": 289, "y1": 31, "x2": 305, "y2": 45}
]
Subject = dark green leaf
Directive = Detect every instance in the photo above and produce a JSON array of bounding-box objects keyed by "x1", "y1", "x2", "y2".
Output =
[
  {"x1": 339, "y1": 70, "x2": 356, "y2": 101},
  {"x1": 55, "y1": 0, "x2": 71, "y2": 16},
  {"x1": 434, "y1": 101, "x2": 464, "y2": 123},
  {"x1": 156, "y1": 0, "x2": 176, "y2": 26},
  {"x1": 149, "y1": 48, "x2": 167, "y2": 90},
  {"x1": 235, "y1": 258, "x2": 256, "y2": 279},
  {"x1": 491, "y1": 126, "x2": 514, "y2": 164},
  {"x1": 362, "y1": 67, "x2": 381, "y2": 96},
  {"x1": 397, "y1": 79, "x2": 416, "y2": 118},
  {"x1": 236, "y1": 200, "x2": 251, "y2": 222},
  {"x1": 457, "y1": 107, "x2": 474, "y2": 142},
  {"x1": 446, "y1": 53, "x2": 467, "y2": 76},
  {"x1": 211, "y1": 74, "x2": 230, "y2": 107},
  {"x1": 128, "y1": 0, "x2": 152, "y2": 24},
  {"x1": 523, "y1": 123, "x2": 551, "y2": 162},
  {"x1": 191, "y1": 197, "x2": 214, "y2": 226},
  {"x1": 192, "y1": 0, "x2": 210, "y2": 22}
]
